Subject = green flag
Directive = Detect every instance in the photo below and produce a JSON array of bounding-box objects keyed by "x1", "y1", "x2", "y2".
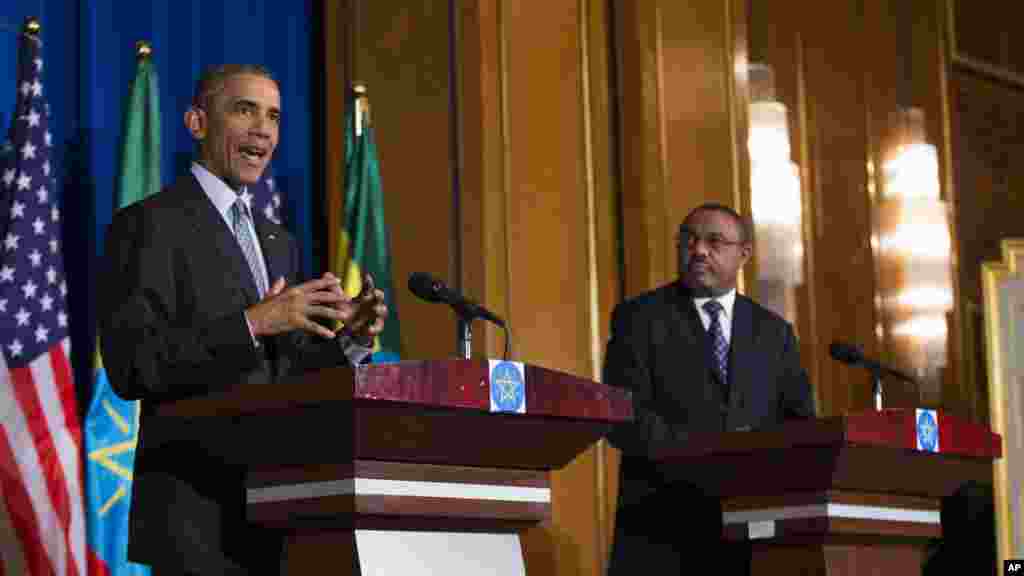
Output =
[
  {"x1": 334, "y1": 97, "x2": 401, "y2": 361},
  {"x1": 117, "y1": 56, "x2": 162, "y2": 206},
  {"x1": 85, "y1": 51, "x2": 160, "y2": 575}
]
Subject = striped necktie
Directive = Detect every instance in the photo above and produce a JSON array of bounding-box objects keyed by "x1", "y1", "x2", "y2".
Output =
[
  {"x1": 703, "y1": 299, "x2": 728, "y2": 385},
  {"x1": 230, "y1": 199, "x2": 268, "y2": 298}
]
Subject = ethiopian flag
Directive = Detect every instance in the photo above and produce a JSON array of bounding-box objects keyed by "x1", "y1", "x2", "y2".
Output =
[
  {"x1": 84, "y1": 51, "x2": 160, "y2": 576},
  {"x1": 334, "y1": 96, "x2": 401, "y2": 362}
]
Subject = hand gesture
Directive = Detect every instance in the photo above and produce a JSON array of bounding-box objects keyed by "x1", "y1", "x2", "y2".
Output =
[
  {"x1": 245, "y1": 276, "x2": 351, "y2": 339},
  {"x1": 329, "y1": 272, "x2": 388, "y2": 346}
]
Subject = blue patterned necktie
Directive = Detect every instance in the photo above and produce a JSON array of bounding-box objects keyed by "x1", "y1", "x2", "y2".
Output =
[
  {"x1": 231, "y1": 199, "x2": 268, "y2": 298},
  {"x1": 704, "y1": 300, "x2": 729, "y2": 384}
]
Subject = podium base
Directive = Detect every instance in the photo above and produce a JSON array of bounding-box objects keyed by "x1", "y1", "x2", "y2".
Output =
[
  {"x1": 358, "y1": 531, "x2": 524, "y2": 575},
  {"x1": 282, "y1": 530, "x2": 525, "y2": 575}
]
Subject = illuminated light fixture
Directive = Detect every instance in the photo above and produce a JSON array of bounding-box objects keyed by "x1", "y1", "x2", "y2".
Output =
[
  {"x1": 876, "y1": 107, "x2": 953, "y2": 380},
  {"x1": 748, "y1": 63, "x2": 804, "y2": 289}
]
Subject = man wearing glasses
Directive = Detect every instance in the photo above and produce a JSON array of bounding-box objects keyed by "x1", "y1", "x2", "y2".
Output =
[{"x1": 603, "y1": 203, "x2": 814, "y2": 575}]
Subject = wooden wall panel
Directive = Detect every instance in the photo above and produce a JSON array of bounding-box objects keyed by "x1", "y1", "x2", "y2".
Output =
[
  {"x1": 459, "y1": 1, "x2": 619, "y2": 574},
  {"x1": 860, "y1": 0, "x2": 908, "y2": 409},
  {"x1": 747, "y1": 0, "x2": 822, "y2": 413},
  {"x1": 800, "y1": 0, "x2": 879, "y2": 416},
  {"x1": 748, "y1": 0, "x2": 965, "y2": 417},
  {"x1": 501, "y1": 0, "x2": 590, "y2": 376},
  {"x1": 614, "y1": 0, "x2": 750, "y2": 298},
  {"x1": 614, "y1": 0, "x2": 667, "y2": 297},
  {"x1": 747, "y1": 0, "x2": 879, "y2": 416},
  {"x1": 952, "y1": 0, "x2": 1004, "y2": 69},
  {"x1": 858, "y1": 0, "x2": 959, "y2": 411},
  {"x1": 457, "y1": 0, "x2": 510, "y2": 360},
  {"x1": 798, "y1": 0, "x2": 890, "y2": 415},
  {"x1": 951, "y1": 0, "x2": 1024, "y2": 80},
  {"x1": 586, "y1": 0, "x2": 623, "y2": 566},
  {"x1": 950, "y1": 70, "x2": 1024, "y2": 424},
  {"x1": 947, "y1": 0, "x2": 1024, "y2": 422},
  {"x1": 663, "y1": 0, "x2": 752, "y2": 289},
  {"x1": 352, "y1": 2, "x2": 456, "y2": 362},
  {"x1": 509, "y1": 2, "x2": 607, "y2": 572},
  {"x1": 918, "y1": 0, "x2": 964, "y2": 415}
]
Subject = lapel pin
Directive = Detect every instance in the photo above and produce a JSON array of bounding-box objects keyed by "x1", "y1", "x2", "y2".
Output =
[{"x1": 267, "y1": 233, "x2": 276, "y2": 241}]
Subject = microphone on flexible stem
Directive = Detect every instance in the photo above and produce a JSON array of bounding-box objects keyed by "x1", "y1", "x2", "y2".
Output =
[
  {"x1": 408, "y1": 272, "x2": 505, "y2": 327},
  {"x1": 828, "y1": 341, "x2": 916, "y2": 411},
  {"x1": 408, "y1": 272, "x2": 512, "y2": 360}
]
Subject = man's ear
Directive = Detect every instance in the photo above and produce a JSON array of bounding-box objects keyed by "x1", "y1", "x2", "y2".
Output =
[
  {"x1": 184, "y1": 106, "x2": 206, "y2": 140},
  {"x1": 740, "y1": 242, "x2": 753, "y2": 266}
]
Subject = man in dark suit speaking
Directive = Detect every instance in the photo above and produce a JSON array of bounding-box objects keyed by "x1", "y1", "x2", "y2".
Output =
[
  {"x1": 603, "y1": 203, "x2": 814, "y2": 575},
  {"x1": 99, "y1": 64, "x2": 387, "y2": 575}
]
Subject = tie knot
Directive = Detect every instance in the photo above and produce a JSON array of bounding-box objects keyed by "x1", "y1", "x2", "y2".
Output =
[{"x1": 703, "y1": 299, "x2": 724, "y2": 317}]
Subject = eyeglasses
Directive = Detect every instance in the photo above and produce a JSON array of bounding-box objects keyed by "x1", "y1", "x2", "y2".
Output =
[{"x1": 677, "y1": 228, "x2": 746, "y2": 252}]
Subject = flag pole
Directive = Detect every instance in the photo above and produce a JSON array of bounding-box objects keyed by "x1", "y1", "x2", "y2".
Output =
[
  {"x1": 353, "y1": 82, "x2": 370, "y2": 137},
  {"x1": 23, "y1": 16, "x2": 41, "y2": 36},
  {"x1": 337, "y1": 80, "x2": 401, "y2": 360},
  {"x1": 136, "y1": 40, "x2": 152, "y2": 60}
]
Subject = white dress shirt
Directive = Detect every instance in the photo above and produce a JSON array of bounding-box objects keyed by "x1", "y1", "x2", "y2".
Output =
[
  {"x1": 192, "y1": 162, "x2": 271, "y2": 291},
  {"x1": 191, "y1": 162, "x2": 372, "y2": 364},
  {"x1": 692, "y1": 288, "x2": 737, "y2": 344}
]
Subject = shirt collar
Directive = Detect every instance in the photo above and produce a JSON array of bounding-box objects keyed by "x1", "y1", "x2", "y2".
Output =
[
  {"x1": 191, "y1": 162, "x2": 249, "y2": 221},
  {"x1": 693, "y1": 288, "x2": 737, "y2": 321}
]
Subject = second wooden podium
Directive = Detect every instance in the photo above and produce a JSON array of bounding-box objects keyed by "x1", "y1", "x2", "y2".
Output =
[{"x1": 650, "y1": 409, "x2": 1001, "y2": 576}]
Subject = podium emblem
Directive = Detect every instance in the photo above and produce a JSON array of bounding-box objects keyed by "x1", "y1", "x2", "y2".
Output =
[
  {"x1": 489, "y1": 360, "x2": 526, "y2": 414},
  {"x1": 915, "y1": 408, "x2": 939, "y2": 453}
]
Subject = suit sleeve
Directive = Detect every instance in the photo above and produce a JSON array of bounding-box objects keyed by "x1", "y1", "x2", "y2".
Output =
[
  {"x1": 99, "y1": 206, "x2": 264, "y2": 402},
  {"x1": 778, "y1": 321, "x2": 816, "y2": 419},
  {"x1": 602, "y1": 302, "x2": 689, "y2": 457}
]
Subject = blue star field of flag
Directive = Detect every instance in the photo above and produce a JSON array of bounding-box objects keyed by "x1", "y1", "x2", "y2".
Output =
[
  {"x1": 0, "y1": 34, "x2": 69, "y2": 370},
  {"x1": 241, "y1": 167, "x2": 284, "y2": 226}
]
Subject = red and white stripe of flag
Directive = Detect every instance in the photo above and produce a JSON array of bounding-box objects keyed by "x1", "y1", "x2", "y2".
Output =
[{"x1": 0, "y1": 338, "x2": 86, "y2": 575}]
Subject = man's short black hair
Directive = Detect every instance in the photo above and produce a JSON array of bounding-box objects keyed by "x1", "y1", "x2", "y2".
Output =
[
  {"x1": 683, "y1": 202, "x2": 754, "y2": 244},
  {"x1": 191, "y1": 64, "x2": 277, "y2": 110}
]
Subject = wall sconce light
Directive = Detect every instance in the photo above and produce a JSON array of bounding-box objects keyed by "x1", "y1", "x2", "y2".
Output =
[
  {"x1": 748, "y1": 63, "x2": 804, "y2": 320},
  {"x1": 875, "y1": 107, "x2": 953, "y2": 391}
]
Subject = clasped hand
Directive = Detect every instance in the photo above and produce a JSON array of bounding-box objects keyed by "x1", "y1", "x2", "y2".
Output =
[{"x1": 246, "y1": 272, "x2": 387, "y2": 345}]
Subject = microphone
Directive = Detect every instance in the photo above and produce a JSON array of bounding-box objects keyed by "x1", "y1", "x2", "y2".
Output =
[
  {"x1": 829, "y1": 340, "x2": 917, "y2": 411},
  {"x1": 408, "y1": 272, "x2": 506, "y2": 327},
  {"x1": 828, "y1": 341, "x2": 916, "y2": 383},
  {"x1": 828, "y1": 341, "x2": 866, "y2": 365}
]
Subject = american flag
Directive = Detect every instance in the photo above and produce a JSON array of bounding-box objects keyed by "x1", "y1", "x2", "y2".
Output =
[
  {"x1": 241, "y1": 167, "x2": 284, "y2": 226},
  {"x1": 0, "y1": 26, "x2": 87, "y2": 576},
  {"x1": 0, "y1": 139, "x2": 14, "y2": 239}
]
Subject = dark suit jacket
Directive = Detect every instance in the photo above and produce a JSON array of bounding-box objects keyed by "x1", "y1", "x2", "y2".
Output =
[
  {"x1": 99, "y1": 174, "x2": 356, "y2": 575},
  {"x1": 602, "y1": 281, "x2": 814, "y2": 568}
]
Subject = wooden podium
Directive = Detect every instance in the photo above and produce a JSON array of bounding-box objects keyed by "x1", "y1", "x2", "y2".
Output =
[
  {"x1": 156, "y1": 359, "x2": 632, "y2": 574},
  {"x1": 650, "y1": 410, "x2": 1001, "y2": 576}
]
